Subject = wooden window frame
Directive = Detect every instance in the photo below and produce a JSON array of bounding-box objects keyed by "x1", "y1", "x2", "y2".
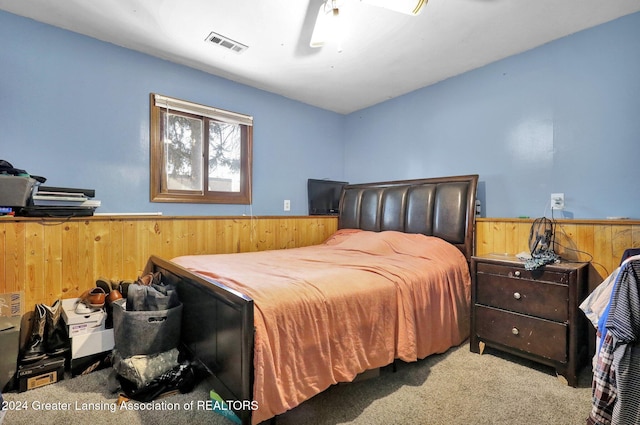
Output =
[{"x1": 150, "y1": 93, "x2": 253, "y2": 204}]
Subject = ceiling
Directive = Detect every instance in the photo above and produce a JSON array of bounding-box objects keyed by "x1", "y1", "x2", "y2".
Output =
[{"x1": 2, "y1": 0, "x2": 639, "y2": 114}]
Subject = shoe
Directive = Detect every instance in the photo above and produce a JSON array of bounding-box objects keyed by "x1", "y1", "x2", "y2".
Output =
[
  {"x1": 110, "y1": 279, "x2": 121, "y2": 291},
  {"x1": 95, "y1": 277, "x2": 111, "y2": 295},
  {"x1": 43, "y1": 299, "x2": 69, "y2": 356},
  {"x1": 118, "y1": 280, "x2": 134, "y2": 298},
  {"x1": 75, "y1": 287, "x2": 106, "y2": 314},
  {"x1": 107, "y1": 289, "x2": 123, "y2": 304},
  {"x1": 86, "y1": 287, "x2": 106, "y2": 308},
  {"x1": 136, "y1": 272, "x2": 162, "y2": 286},
  {"x1": 21, "y1": 304, "x2": 48, "y2": 363},
  {"x1": 95, "y1": 277, "x2": 122, "y2": 304},
  {"x1": 74, "y1": 299, "x2": 94, "y2": 314}
]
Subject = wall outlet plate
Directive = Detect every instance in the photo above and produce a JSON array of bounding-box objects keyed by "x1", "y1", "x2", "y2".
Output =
[{"x1": 551, "y1": 193, "x2": 564, "y2": 210}]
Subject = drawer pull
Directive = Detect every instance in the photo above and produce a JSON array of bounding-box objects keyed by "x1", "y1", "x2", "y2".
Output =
[
  {"x1": 512, "y1": 327, "x2": 520, "y2": 335},
  {"x1": 514, "y1": 271, "x2": 521, "y2": 277},
  {"x1": 513, "y1": 292, "x2": 521, "y2": 300}
]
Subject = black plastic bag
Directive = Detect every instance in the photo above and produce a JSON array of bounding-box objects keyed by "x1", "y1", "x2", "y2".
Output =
[
  {"x1": 118, "y1": 362, "x2": 199, "y2": 402},
  {"x1": 0, "y1": 160, "x2": 46, "y2": 183}
]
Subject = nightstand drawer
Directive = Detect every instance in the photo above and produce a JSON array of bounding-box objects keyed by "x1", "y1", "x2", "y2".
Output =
[
  {"x1": 476, "y1": 262, "x2": 570, "y2": 284},
  {"x1": 476, "y1": 273, "x2": 568, "y2": 322},
  {"x1": 475, "y1": 305, "x2": 567, "y2": 362}
]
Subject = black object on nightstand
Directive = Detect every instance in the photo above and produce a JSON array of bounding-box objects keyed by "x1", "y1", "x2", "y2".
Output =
[{"x1": 469, "y1": 254, "x2": 589, "y2": 387}]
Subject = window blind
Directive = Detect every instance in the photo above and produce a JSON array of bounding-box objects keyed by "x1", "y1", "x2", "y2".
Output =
[{"x1": 154, "y1": 94, "x2": 253, "y2": 126}]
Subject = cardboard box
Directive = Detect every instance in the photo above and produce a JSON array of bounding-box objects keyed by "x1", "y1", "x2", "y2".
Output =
[
  {"x1": 17, "y1": 356, "x2": 65, "y2": 392},
  {"x1": 0, "y1": 175, "x2": 35, "y2": 207},
  {"x1": 71, "y1": 328, "x2": 114, "y2": 359},
  {"x1": 61, "y1": 298, "x2": 106, "y2": 336},
  {"x1": 0, "y1": 316, "x2": 21, "y2": 392},
  {"x1": 70, "y1": 351, "x2": 112, "y2": 377},
  {"x1": 61, "y1": 298, "x2": 113, "y2": 360},
  {"x1": 0, "y1": 291, "x2": 24, "y2": 318}
]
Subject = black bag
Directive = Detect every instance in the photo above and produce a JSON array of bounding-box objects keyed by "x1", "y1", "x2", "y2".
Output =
[
  {"x1": 0, "y1": 160, "x2": 46, "y2": 183},
  {"x1": 118, "y1": 362, "x2": 198, "y2": 402}
]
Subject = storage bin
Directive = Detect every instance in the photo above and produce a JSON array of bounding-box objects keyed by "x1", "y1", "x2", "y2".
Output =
[
  {"x1": 0, "y1": 176, "x2": 35, "y2": 207},
  {"x1": 112, "y1": 299, "x2": 182, "y2": 358}
]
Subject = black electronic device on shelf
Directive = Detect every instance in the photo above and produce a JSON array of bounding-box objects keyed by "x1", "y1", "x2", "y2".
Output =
[{"x1": 307, "y1": 179, "x2": 347, "y2": 216}]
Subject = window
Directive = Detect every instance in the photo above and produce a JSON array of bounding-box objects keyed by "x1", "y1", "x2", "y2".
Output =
[{"x1": 150, "y1": 93, "x2": 253, "y2": 204}]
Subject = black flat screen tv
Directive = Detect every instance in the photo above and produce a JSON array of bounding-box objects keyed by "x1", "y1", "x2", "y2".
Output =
[{"x1": 307, "y1": 179, "x2": 348, "y2": 215}]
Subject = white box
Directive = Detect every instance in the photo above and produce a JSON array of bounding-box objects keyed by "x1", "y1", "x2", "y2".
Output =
[
  {"x1": 71, "y1": 328, "x2": 114, "y2": 359},
  {"x1": 61, "y1": 298, "x2": 106, "y2": 337}
]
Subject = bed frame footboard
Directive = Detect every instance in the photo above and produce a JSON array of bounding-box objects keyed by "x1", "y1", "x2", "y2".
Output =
[{"x1": 144, "y1": 255, "x2": 255, "y2": 425}]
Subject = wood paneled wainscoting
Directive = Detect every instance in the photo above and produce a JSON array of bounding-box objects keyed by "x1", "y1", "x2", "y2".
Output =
[
  {"x1": 0, "y1": 215, "x2": 338, "y2": 311},
  {"x1": 4, "y1": 215, "x2": 639, "y2": 313},
  {"x1": 476, "y1": 217, "x2": 640, "y2": 292}
]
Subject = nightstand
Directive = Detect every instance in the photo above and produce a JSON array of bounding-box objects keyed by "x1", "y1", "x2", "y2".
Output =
[{"x1": 469, "y1": 254, "x2": 589, "y2": 387}]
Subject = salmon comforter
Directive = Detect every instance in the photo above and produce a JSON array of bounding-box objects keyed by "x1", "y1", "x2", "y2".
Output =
[{"x1": 172, "y1": 229, "x2": 471, "y2": 424}]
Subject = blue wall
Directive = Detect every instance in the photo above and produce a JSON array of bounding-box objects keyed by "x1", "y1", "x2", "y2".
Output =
[
  {"x1": 344, "y1": 12, "x2": 640, "y2": 219},
  {"x1": 2, "y1": 10, "x2": 639, "y2": 219},
  {"x1": 0, "y1": 11, "x2": 344, "y2": 216}
]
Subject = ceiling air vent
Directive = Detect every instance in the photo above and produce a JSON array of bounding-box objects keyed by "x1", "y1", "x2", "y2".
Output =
[{"x1": 205, "y1": 31, "x2": 248, "y2": 53}]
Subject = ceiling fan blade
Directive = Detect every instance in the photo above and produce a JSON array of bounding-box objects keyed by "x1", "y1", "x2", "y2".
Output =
[
  {"x1": 310, "y1": 2, "x2": 330, "y2": 47},
  {"x1": 360, "y1": 0, "x2": 427, "y2": 15},
  {"x1": 310, "y1": 0, "x2": 423, "y2": 50},
  {"x1": 310, "y1": 1, "x2": 342, "y2": 49}
]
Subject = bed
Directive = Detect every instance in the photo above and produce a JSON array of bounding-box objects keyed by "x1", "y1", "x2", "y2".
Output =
[{"x1": 143, "y1": 174, "x2": 478, "y2": 424}]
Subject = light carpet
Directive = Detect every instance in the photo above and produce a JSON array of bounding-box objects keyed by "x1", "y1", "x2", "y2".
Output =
[{"x1": 2, "y1": 342, "x2": 593, "y2": 425}]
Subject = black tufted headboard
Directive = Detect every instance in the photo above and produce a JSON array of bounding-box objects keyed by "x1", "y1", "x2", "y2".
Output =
[{"x1": 339, "y1": 174, "x2": 479, "y2": 261}]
